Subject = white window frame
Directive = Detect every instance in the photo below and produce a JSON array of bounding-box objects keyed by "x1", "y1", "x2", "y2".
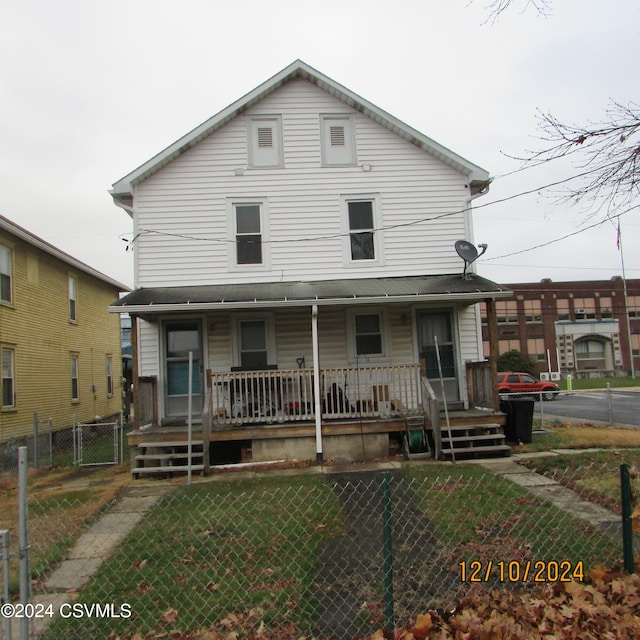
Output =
[
  {"x1": 71, "y1": 354, "x2": 80, "y2": 401},
  {"x1": 106, "y1": 355, "x2": 114, "y2": 397},
  {"x1": 247, "y1": 115, "x2": 283, "y2": 168},
  {"x1": 320, "y1": 114, "x2": 356, "y2": 166},
  {"x1": 227, "y1": 198, "x2": 271, "y2": 271},
  {"x1": 231, "y1": 314, "x2": 277, "y2": 369},
  {"x1": 341, "y1": 194, "x2": 383, "y2": 266},
  {"x1": 0, "y1": 243, "x2": 12, "y2": 304},
  {"x1": 346, "y1": 308, "x2": 390, "y2": 364},
  {"x1": 69, "y1": 274, "x2": 78, "y2": 322},
  {"x1": 1, "y1": 346, "x2": 15, "y2": 408}
]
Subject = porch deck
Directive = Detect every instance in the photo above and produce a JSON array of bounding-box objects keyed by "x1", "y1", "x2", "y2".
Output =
[{"x1": 128, "y1": 362, "x2": 507, "y2": 475}]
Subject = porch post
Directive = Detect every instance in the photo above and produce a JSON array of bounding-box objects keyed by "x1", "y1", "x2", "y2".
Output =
[
  {"x1": 485, "y1": 298, "x2": 500, "y2": 410},
  {"x1": 131, "y1": 315, "x2": 140, "y2": 430},
  {"x1": 312, "y1": 305, "x2": 323, "y2": 463}
]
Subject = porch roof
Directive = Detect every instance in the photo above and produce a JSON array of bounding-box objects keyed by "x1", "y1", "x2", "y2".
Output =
[{"x1": 109, "y1": 273, "x2": 511, "y2": 315}]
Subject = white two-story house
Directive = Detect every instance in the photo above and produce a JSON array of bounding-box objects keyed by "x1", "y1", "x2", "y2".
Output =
[{"x1": 110, "y1": 60, "x2": 510, "y2": 472}]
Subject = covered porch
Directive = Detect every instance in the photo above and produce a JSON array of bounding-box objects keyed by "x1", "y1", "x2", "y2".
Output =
[{"x1": 112, "y1": 274, "x2": 510, "y2": 472}]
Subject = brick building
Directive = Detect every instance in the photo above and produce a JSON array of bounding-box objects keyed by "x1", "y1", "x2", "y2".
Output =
[{"x1": 481, "y1": 277, "x2": 640, "y2": 378}]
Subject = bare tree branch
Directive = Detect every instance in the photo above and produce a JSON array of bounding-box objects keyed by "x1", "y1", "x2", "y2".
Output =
[
  {"x1": 508, "y1": 102, "x2": 640, "y2": 218},
  {"x1": 473, "y1": 0, "x2": 553, "y2": 24}
]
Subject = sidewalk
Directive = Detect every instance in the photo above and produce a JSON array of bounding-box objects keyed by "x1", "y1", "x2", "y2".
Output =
[
  {"x1": 19, "y1": 486, "x2": 170, "y2": 637},
  {"x1": 472, "y1": 450, "x2": 624, "y2": 541}
]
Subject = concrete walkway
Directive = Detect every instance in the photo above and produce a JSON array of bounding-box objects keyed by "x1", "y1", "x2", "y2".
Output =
[
  {"x1": 21, "y1": 487, "x2": 170, "y2": 637},
  {"x1": 472, "y1": 450, "x2": 624, "y2": 540}
]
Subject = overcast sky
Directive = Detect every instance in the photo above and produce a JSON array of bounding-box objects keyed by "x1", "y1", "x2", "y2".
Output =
[{"x1": 1, "y1": 0, "x2": 638, "y2": 289}]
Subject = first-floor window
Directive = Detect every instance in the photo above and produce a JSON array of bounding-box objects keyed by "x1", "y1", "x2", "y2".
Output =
[
  {"x1": 348, "y1": 310, "x2": 387, "y2": 362},
  {"x1": 1, "y1": 347, "x2": 15, "y2": 407},
  {"x1": 239, "y1": 320, "x2": 268, "y2": 369},
  {"x1": 106, "y1": 356, "x2": 113, "y2": 396},
  {"x1": 355, "y1": 313, "x2": 383, "y2": 356},
  {"x1": 71, "y1": 354, "x2": 79, "y2": 400}
]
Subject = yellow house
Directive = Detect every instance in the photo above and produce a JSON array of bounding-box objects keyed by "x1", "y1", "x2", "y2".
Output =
[{"x1": 0, "y1": 214, "x2": 129, "y2": 442}]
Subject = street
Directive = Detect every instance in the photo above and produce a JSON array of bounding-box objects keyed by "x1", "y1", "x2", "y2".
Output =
[{"x1": 536, "y1": 389, "x2": 640, "y2": 428}]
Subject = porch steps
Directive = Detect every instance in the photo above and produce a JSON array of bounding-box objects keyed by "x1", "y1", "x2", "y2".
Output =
[
  {"x1": 440, "y1": 422, "x2": 510, "y2": 460},
  {"x1": 132, "y1": 440, "x2": 206, "y2": 478}
]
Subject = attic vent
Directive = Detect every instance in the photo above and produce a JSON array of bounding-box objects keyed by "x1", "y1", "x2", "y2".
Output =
[
  {"x1": 257, "y1": 127, "x2": 273, "y2": 148},
  {"x1": 330, "y1": 126, "x2": 345, "y2": 146}
]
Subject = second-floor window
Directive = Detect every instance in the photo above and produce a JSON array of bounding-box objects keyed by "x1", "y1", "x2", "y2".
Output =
[
  {"x1": 343, "y1": 197, "x2": 381, "y2": 263},
  {"x1": 69, "y1": 275, "x2": 77, "y2": 321},
  {"x1": 231, "y1": 200, "x2": 270, "y2": 269},
  {"x1": 0, "y1": 244, "x2": 12, "y2": 304}
]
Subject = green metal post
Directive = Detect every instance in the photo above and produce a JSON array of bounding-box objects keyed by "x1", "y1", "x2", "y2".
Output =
[
  {"x1": 620, "y1": 464, "x2": 634, "y2": 573},
  {"x1": 382, "y1": 472, "x2": 394, "y2": 634}
]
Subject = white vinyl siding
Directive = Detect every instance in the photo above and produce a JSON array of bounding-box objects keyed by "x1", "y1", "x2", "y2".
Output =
[{"x1": 133, "y1": 78, "x2": 471, "y2": 288}]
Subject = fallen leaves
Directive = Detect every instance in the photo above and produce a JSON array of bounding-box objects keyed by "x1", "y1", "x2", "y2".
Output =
[
  {"x1": 111, "y1": 561, "x2": 640, "y2": 640},
  {"x1": 367, "y1": 562, "x2": 640, "y2": 640}
]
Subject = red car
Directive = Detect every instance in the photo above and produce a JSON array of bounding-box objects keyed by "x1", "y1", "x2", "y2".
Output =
[{"x1": 497, "y1": 372, "x2": 559, "y2": 401}]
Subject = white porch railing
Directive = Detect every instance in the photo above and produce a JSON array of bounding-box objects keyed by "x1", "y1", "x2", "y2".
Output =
[{"x1": 207, "y1": 364, "x2": 423, "y2": 426}]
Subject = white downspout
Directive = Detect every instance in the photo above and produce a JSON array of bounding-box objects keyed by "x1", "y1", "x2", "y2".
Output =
[{"x1": 312, "y1": 304, "x2": 323, "y2": 463}]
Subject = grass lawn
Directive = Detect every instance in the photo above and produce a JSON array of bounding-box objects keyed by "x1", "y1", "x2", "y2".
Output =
[
  {"x1": 521, "y1": 422, "x2": 640, "y2": 452},
  {"x1": 404, "y1": 463, "x2": 620, "y2": 571},
  {"x1": 0, "y1": 464, "x2": 130, "y2": 593},
  {"x1": 42, "y1": 474, "x2": 345, "y2": 638}
]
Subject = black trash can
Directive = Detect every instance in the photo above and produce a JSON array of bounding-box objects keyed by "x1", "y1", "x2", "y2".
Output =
[{"x1": 500, "y1": 398, "x2": 534, "y2": 444}]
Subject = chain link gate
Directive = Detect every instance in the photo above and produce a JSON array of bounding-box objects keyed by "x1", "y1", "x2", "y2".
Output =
[{"x1": 73, "y1": 417, "x2": 124, "y2": 467}]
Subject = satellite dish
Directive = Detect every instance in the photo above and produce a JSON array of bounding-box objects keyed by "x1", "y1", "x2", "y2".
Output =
[
  {"x1": 454, "y1": 240, "x2": 488, "y2": 279},
  {"x1": 455, "y1": 240, "x2": 478, "y2": 263}
]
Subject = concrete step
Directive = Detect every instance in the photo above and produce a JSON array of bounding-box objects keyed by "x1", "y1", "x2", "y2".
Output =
[{"x1": 132, "y1": 464, "x2": 205, "y2": 476}]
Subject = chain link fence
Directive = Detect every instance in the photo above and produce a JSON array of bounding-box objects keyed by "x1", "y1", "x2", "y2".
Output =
[
  {"x1": 1, "y1": 453, "x2": 637, "y2": 640},
  {"x1": 0, "y1": 414, "x2": 127, "y2": 475}
]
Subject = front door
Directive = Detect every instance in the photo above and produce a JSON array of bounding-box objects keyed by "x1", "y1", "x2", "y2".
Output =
[
  {"x1": 417, "y1": 310, "x2": 461, "y2": 406},
  {"x1": 164, "y1": 320, "x2": 203, "y2": 418}
]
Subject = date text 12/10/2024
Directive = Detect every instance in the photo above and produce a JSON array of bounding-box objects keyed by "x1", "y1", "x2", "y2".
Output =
[{"x1": 459, "y1": 560, "x2": 585, "y2": 583}]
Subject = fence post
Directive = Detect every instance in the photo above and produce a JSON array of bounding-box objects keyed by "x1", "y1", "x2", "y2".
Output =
[
  {"x1": 620, "y1": 464, "x2": 635, "y2": 573},
  {"x1": 18, "y1": 447, "x2": 30, "y2": 640},
  {"x1": 382, "y1": 473, "x2": 394, "y2": 635}
]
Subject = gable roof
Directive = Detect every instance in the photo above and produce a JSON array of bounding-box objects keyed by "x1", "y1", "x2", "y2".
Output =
[
  {"x1": 0, "y1": 214, "x2": 130, "y2": 292},
  {"x1": 110, "y1": 60, "x2": 490, "y2": 211}
]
